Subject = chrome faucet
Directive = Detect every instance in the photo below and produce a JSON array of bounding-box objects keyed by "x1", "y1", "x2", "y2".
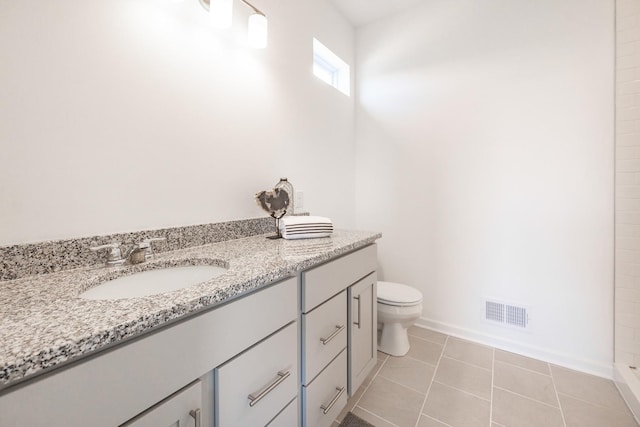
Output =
[
  {"x1": 90, "y1": 237, "x2": 166, "y2": 267},
  {"x1": 90, "y1": 243, "x2": 127, "y2": 267}
]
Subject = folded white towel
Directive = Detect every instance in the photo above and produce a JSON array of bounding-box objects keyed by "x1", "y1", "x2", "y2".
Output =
[
  {"x1": 280, "y1": 215, "x2": 333, "y2": 226},
  {"x1": 280, "y1": 216, "x2": 333, "y2": 240}
]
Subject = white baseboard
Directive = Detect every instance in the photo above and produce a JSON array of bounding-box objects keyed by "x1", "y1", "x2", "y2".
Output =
[
  {"x1": 415, "y1": 317, "x2": 614, "y2": 379},
  {"x1": 614, "y1": 363, "x2": 640, "y2": 424}
]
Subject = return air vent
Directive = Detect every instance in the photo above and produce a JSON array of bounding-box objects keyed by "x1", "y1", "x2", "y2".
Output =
[{"x1": 485, "y1": 299, "x2": 529, "y2": 329}]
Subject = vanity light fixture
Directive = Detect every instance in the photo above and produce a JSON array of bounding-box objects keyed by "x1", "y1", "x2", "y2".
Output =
[
  {"x1": 243, "y1": 0, "x2": 268, "y2": 49},
  {"x1": 198, "y1": 0, "x2": 268, "y2": 49}
]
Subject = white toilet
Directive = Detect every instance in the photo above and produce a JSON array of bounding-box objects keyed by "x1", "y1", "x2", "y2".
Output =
[{"x1": 377, "y1": 281, "x2": 423, "y2": 356}]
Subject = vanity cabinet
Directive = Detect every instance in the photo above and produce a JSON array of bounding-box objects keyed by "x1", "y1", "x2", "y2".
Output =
[
  {"x1": 300, "y1": 244, "x2": 377, "y2": 425},
  {"x1": 0, "y1": 277, "x2": 297, "y2": 427},
  {"x1": 0, "y1": 242, "x2": 378, "y2": 427}
]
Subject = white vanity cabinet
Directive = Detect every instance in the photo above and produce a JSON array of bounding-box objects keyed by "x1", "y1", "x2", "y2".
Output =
[
  {"x1": 0, "y1": 277, "x2": 298, "y2": 427},
  {"x1": 0, "y1": 241, "x2": 379, "y2": 427},
  {"x1": 300, "y1": 244, "x2": 377, "y2": 426}
]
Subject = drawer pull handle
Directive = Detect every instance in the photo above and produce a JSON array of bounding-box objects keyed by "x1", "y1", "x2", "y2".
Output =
[
  {"x1": 320, "y1": 324, "x2": 346, "y2": 345},
  {"x1": 354, "y1": 295, "x2": 361, "y2": 329},
  {"x1": 248, "y1": 370, "x2": 291, "y2": 407},
  {"x1": 321, "y1": 386, "x2": 345, "y2": 415},
  {"x1": 189, "y1": 408, "x2": 201, "y2": 427}
]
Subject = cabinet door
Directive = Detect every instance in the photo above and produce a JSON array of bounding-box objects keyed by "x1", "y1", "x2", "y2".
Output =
[
  {"x1": 348, "y1": 272, "x2": 377, "y2": 395},
  {"x1": 122, "y1": 380, "x2": 202, "y2": 427}
]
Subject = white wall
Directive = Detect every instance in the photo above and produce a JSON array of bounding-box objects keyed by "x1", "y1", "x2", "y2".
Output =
[
  {"x1": 0, "y1": 0, "x2": 355, "y2": 245},
  {"x1": 615, "y1": 0, "x2": 640, "y2": 368},
  {"x1": 355, "y1": 0, "x2": 615, "y2": 376}
]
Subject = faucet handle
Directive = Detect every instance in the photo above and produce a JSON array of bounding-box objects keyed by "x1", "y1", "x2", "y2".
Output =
[
  {"x1": 140, "y1": 237, "x2": 166, "y2": 260},
  {"x1": 90, "y1": 243, "x2": 126, "y2": 267}
]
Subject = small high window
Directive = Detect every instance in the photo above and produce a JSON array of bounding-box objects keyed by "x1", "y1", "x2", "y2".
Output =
[{"x1": 313, "y1": 38, "x2": 350, "y2": 96}]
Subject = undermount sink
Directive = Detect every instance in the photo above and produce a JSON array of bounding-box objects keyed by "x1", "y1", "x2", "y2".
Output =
[{"x1": 80, "y1": 265, "x2": 228, "y2": 300}]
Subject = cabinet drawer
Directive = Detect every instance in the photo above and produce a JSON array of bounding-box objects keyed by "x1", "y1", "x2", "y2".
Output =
[
  {"x1": 266, "y1": 397, "x2": 298, "y2": 427},
  {"x1": 302, "y1": 245, "x2": 377, "y2": 312},
  {"x1": 216, "y1": 322, "x2": 298, "y2": 427},
  {"x1": 122, "y1": 380, "x2": 202, "y2": 427},
  {"x1": 303, "y1": 350, "x2": 348, "y2": 427},
  {"x1": 302, "y1": 291, "x2": 347, "y2": 385}
]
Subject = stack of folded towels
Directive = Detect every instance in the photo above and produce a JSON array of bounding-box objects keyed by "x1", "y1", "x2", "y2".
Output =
[{"x1": 279, "y1": 216, "x2": 334, "y2": 240}]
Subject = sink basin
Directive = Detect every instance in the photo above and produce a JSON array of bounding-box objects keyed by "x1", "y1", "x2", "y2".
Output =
[{"x1": 80, "y1": 265, "x2": 227, "y2": 300}]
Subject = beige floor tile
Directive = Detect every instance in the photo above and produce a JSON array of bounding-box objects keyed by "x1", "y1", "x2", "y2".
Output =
[
  {"x1": 352, "y1": 407, "x2": 398, "y2": 427},
  {"x1": 406, "y1": 335, "x2": 444, "y2": 365},
  {"x1": 378, "y1": 355, "x2": 436, "y2": 393},
  {"x1": 494, "y1": 361, "x2": 558, "y2": 407},
  {"x1": 559, "y1": 393, "x2": 639, "y2": 427},
  {"x1": 357, "y1": 376, "x2": 424, "y2": 427},
  {"x1": 331, "y1": 422, "x2": 340, "y2": 427},
  {"x1": 433, "y1": 356, "x2": 492, "y2": 400},
  {"x1": 443, "y1": 337, "x2": 493, "y2": 370},
  {"x1": 422, "y1": 381, "x2": 490, "y2": 427},
  {"x1": 492, "y1": 387, "x2": 564, "y2": 427},
  {"x1": 408, "y1": 326, "x2": 448, "y2": 344},
  {"x1": 495, "y1": 349, "x2": 550, "y2": 375},
  {"x1": 417, "y1": 414, "x2": 451, "y2": 426},
  {"x1": 550, "y1": 365, "x2": 629, "y2": 412},
  {"x1": 378, "y1": 351, "x2": 388, "y2": 362}
]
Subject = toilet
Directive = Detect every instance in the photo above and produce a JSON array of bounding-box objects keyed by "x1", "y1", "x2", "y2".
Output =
[{"x1": 377, "y1": 281, "x2": 423, "y2": 356}]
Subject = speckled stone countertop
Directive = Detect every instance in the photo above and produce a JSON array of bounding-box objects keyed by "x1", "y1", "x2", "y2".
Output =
[{"x1": 0, "y1": 230, "x2": 380, "y2": 391}]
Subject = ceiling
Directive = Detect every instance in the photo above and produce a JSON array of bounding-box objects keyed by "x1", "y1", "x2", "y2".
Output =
[{"x1": 330, "y1": 0, "x2": 423, "y2": 27}]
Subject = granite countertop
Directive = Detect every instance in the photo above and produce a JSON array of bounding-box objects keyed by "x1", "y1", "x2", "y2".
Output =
[{"x1": 0, "y1": 229, "x2": 381, "y2": 391}]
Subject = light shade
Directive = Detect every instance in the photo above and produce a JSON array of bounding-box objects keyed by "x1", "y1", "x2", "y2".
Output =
[
  {"x1": 247, "y1": 13, "x2": 268, "y2": 49},
  {"x1": 210, "y1": 0, "x2": 233, "y2": 29}
]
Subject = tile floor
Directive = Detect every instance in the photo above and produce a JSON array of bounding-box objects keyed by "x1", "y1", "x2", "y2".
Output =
[{"x1": 333, "y1": 326, "x2": 639, "y2": 427}]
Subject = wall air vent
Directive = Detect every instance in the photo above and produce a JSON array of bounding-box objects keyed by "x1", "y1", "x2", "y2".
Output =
[{"x1": 485, "y1": 299, "x2": 529, "y2": 330}]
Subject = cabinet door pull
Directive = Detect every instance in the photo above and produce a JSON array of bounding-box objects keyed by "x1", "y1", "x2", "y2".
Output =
[
  {"x1": 247, "y1": 370, "x2": 291, "y2": 407},
  {"x1": 353, "y1": 295, "x2": 361, "y2": 329},
  {"x1": 320, "y1": 386, "x2": 345, "y2": 415},
  {"x1": 189, "y1": 408, "x2": 201, "y2": 427},
  {"x1": 320, "y1": 324, "x2": 345, "y2": 345}
]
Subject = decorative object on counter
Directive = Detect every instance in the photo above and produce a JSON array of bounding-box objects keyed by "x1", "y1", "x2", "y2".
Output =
[
  {"x1": 255, "y1": 178, "x2": 295, "y2": 239},
  {"x1": 275, "y1": 177, "x2": 295, "y2": 214},
  {"x1": 279, "y1": 215, "x2": 333, "y2": 240}
]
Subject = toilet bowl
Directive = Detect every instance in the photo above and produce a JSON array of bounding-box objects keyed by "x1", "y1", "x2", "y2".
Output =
[{"x1": 377, "y1": 281, "x2": 423, "y2": 356}]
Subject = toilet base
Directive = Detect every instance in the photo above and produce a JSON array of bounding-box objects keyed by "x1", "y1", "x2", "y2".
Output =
[{"x1": 378, "y1": 322, "x2": 411, "y2": 356}]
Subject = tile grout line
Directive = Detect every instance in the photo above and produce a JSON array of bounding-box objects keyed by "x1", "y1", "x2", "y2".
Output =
[
  {"x1": 493, "y1": 357, "x2": 552, "y2": 378},
  {"x1": 432, "y1": 380, "x2": 492, "y2": 402},
  {"x1": 493, "y1": 385, "x2": 562, "y2": 410},
  {"x1": 354, "y1": 406, "x2": 401, "y2": 427},
  {"x1": 556, "y1": 391, "x2": 639, "y2": 416},
  {"x1": 490, "y1": 347, "x2": 495, "y2": 427},
  {"x1": 407, "y1": 330, "x2": 448, "y2": 347},
  {"x1": 549, "y1": 364, "x2": 568, "y2": 427},
  {"x1": 440, "y1": 354, "x2": 493, "y2": 373},
  {"x1": 422, "y1": 413, "x2": 456, "y2": 427},
  {"x1": 413, "y1": 335, "x2": 450, "y2": 427}
]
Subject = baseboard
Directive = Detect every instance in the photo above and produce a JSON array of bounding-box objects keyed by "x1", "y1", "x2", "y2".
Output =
[
  {"x1": 614, "y1": 363, "x2": 640, "y2": 424},
  {"x1": 415, "y1": 317, "x2": 614, "y2": 379}
]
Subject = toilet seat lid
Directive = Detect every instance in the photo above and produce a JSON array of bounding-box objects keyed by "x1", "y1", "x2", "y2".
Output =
[{"x1": 377, "y1": 281, "x2": 423, "y2": 305}]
